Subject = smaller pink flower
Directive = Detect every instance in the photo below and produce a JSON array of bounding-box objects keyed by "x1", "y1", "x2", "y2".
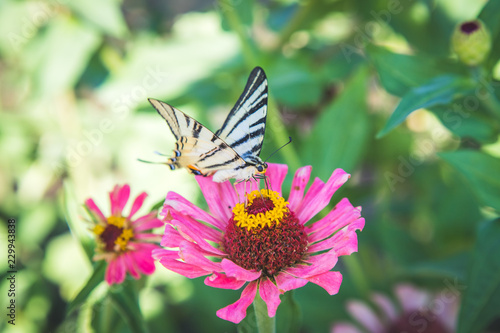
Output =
[
  {"x1": 153, "y1": 163, "x2": 365, "y2": 323},
  {"x1": 84, "y1": 184, "x2": 164, "y2": 285},
  {"x1": 331, "y1": 284, "x2": 460, "y2": 333}
]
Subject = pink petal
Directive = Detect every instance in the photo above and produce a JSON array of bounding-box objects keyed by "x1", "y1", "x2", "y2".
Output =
[
  {"x1": 307, "y1": 218, "x2": 364, "y2": 255},
  {"x1": 152, "y1": 248, "x2": 179, "y2": 260},
  {"x1": 123, "y1": 252, "x2": 140, "y2": 279},
  {"x1": 170, "y1": 212, "x2": 225, "y2": 256},
  {"x1": 128, "y1": 192, "x2": 148, "y2": 219},
  {"x1": 288, "y1": 249, "x2": 339, "y2": 277},
  {"x1": 371, "y1": 293, "x2": 397, "y2": 322},
  {"x1": 296, "y1": 169, "x2": 350, "y2": 224},
  {"x1": 84, "y1": 198, "x2": 107, "y2": 223},
  {"x1": 331, "y1": 323, "x2": 364, "y2": 333},
  {"x1": 347, "y1": 300, "x2": 385, "y2": 333},
  {"x1": 179, "y1": 242, "x2": 222, "y2": 272},
  {"x1": 395, "y1": 284, "x2": 430, "y2": 312},
  {"x1": 205, "y1": 272, "x2": 247, "y2": 290},
  {"x1": 307, "y1": 271, "x2": 342, "y2": 295},
  {"x1": 306, "y1": 198, "x2": 360, "y2": 242},
  {"x1": 106, "y1": 256, "x2": 126, "y2": 285},
  {"x1": 170, "y1": 210, "x2": 222, "y2": 243},
  {"x1": 288, "y1": 165, "x2": 312, "y2": 212},
  {"x1": 163, "y1": 191, "x2": 225, "y2": 230},
  {"x1": 109, "y1": 184, "x2": 130, "y2": 216},
  {"x1": 159, "y1": 258, "x2": 211, "y2": 278},
  {"x1": 259, "y1": 277, "x2": 281, "y2": 317},
  {"x1": 216, "y1": 282, "x2": 258, "y2": 324},
  {"x1": 134, "y1": 233, "x2": 161, "y2": 241},
  {"x1": 275, "y1": 272, "x2": 308, "y2": 293},
  {"x1": 234, "y1": 177, "x2": 260, "y2": 203},
  {"x1": 129, "y1": 244, "x2": 156, "y2": 275},
  {"x1": 221, "y1": 259, "x2": 261, "y2": 281},
  {"x1": 135, "y1": 220, "x2": 164, "y2": 232},
  {"x1": 160, "y1": 225, "x2": 187, "y2": 247},
  {"x1": 196, "y1": 176, "x2": 237, "y2": 223},
  {"x1": 266, "y1": 163, "x2": 288, "y2": 196},
  {"x1": 132, "y1": 211, "x2": 162, "y2": 230}
]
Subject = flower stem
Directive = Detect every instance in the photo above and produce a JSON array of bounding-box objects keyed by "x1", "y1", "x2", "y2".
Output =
[{"x1": 253, "y1": 292, "x2": 275, "y2": 333}]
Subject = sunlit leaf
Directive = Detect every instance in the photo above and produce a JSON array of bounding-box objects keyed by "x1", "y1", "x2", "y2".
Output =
[
  {"x1": 377, "y1": 75, "x2": 475, "y2": 137},
  {"x1": 458, "y1": 219, "x2": 500, "y2": 333},
  {"x1": 67, "y1": 261, "x2": 106, "y2": 315},
  {"x1": 66, "y1": 0, "x2": 128, "y2": 38},
  {"x1": 109, "y1": 281, "x2": 149, "y2": 333},
  {"x1": 30, "y1": 16, "x2": 101, "y2": 98},
  {"x1": 439, "y1": 150, "x2": 500, "y2": 212}
]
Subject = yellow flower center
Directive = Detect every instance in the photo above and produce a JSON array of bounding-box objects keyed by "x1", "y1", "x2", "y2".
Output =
[
  {"x1": 93, "y1": 216, "x2": 134, "y2": 252},
  {"x1": 232, "y1": 189, "x2": 289, "y2": 231}
]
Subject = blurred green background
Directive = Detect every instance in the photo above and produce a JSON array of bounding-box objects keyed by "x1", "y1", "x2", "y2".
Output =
[{"x1": 1, "y1": 0, "x2": 500, "y2": 332}]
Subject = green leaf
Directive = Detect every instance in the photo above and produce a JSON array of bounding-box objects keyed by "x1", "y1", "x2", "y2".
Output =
[
  {"x1": 276, "y1": 291, "x2": 301, "y2": 333},
  {"x1": 66, "y1": 0, "x2": 128, "y2": 38},
  {"x1": 458, "y1": 219, "x2": 500, "y2": 333},
  {"x1": 432, "y1": 105, "x2": 499, "y2": 144},
  {"x1": 403, "y1": 252, "x2": 470, "y2": 282},
  {"x1": 67, "y1": 261, "x2": 106, "y2": 315},
  {"x1": 218, "y1": 0, "x2": 254, "y2": 31},
  {"x1": 303, "y1": 65, "x2": 370, "y2": 178},
  {"x1": 269, "y1": 58, "x2": 323, "y2": 108},
  {"x1": 377, "y1": 75, "x2": 475, "y2": 137},
  {"x1": 439, "y1": 150, "x2": 500, "y2": 212},
  {"x1": 478, "y1": 0, "x2": 500, "y2": 39},
  {"x1": 367, "y1": 45, "x2": 464, "y2": 97},
  {"x1": 109, "y1": 281, "x2": 149, "y2": 333},
  {"x1": 29, "y1": 16, "x2": 101, "y2": 98},
  {"x1": 478, "y1": 0, "x2": 500, "y2": 71}
]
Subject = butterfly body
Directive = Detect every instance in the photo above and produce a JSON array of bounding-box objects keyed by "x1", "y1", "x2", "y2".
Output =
[{"x1": 149, "y1": 67, "x2": 268, "y2": 183}]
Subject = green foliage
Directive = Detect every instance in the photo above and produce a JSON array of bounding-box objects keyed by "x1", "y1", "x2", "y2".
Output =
[
  {"x1": 458, "y1": 219, "x2": 500, "y2": 333},
  {"x1": 440, "y1": 150, "x2": 500, "y2": 212},
  {"x1": 2, "y1": 0, "x2": 500, "y2": 332},
  {"x1": 377, "y1": 75, "x2": 476, "y2": 137},
  {"x1": 303, "y1": 65, "x2": 370, "y2": 179}
]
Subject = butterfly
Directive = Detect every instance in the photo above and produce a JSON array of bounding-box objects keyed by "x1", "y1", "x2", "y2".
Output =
[{"x1": 148, "y1": 67, "x2": 268, "y2": 183}]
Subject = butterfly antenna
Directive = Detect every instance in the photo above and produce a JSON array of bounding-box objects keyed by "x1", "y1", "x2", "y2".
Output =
[
  {"x1": 154, "y1": 151, "x2": 170, "y2": 157},
  {"x1": 264, "y1": 137, "x2": 293, "y2": 163},
  {"x1": 137, "y1": 158, "x2": 166, "y2": 165}
]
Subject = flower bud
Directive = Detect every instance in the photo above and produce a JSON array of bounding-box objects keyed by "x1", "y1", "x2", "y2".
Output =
[{"x1": 451, "y1": 19, "x2": 491, "y2": 66}]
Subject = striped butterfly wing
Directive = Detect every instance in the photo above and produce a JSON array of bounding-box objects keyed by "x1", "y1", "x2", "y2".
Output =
[
  {"x1": 215, "y1": 67, "x2": 268, "y2": 165},
  {"x1": 148, "y1": 98, "x2": 247, "y2": 176}
]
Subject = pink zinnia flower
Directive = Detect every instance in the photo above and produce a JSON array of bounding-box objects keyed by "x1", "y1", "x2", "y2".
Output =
[
  {"x1": 331, "y1": 284, "x2": 460, "y2": 333},
  {"x1": 153, "y1": 163, "x2": 365, "y2": 323},
  {"x1": 84, "y1": 184, "x2": 164, "y2": 285}
]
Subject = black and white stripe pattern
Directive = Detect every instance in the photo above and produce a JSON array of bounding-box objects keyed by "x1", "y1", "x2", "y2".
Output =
[
  {"x1": 148, "y1": 67, "x2": 269, "y2": 182},
  {"x1": 216, "y1": 67, "x2": 268, "y2": 162}
]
